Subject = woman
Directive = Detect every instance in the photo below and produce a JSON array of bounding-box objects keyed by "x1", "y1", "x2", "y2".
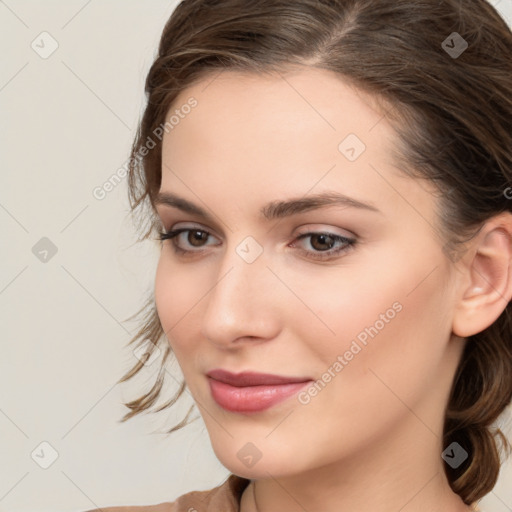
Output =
[{"x1": 88, "y1": 0, "x2": 512, "y2": 510}]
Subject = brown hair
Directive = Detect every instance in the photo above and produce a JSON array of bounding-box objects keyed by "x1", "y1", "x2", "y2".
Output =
[{"x1": 119, "y1": 0, "x2": 512, "y2": 504}]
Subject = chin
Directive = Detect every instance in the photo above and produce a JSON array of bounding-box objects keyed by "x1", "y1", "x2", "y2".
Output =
[
  {"x1": 211, "y1": 440, "x2": 309, "y2": 481},
  {"x1": 219, "y1": 457, "x2": 291, "y2": 480}
]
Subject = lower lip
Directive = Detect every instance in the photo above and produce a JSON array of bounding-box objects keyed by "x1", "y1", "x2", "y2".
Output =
[{"x1": 208, "y1": 378, "x2": 311, "y2": 413}]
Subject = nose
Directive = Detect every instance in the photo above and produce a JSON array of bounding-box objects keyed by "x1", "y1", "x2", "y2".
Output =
[{"x1": 200, "y1": 245, "x2": 281, "y2": 349}]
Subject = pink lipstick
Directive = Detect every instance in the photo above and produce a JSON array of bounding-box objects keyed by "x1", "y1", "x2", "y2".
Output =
[{"x1": 207, "y1": 369, "x2": 312, "y2": 413}]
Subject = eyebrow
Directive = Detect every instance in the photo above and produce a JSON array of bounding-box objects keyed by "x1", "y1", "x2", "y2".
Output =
[{"x1": 154, "y1": 191, "x2": 381, "y2": 222}]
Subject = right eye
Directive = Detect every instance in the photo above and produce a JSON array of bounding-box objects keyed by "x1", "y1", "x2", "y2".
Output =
[{"x1": 157, "y1": 227, "x2": 221, "y2": 255}]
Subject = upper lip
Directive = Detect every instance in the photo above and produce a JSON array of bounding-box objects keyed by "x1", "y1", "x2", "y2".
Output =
[{"x1": 207, "y1": 369, "x2": 312, "y2": 387}]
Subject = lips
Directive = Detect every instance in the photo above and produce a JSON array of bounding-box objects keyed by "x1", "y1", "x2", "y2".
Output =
[
  {"x1": 206, "y1": 369, "x2": 313, "y2": 413},
  {"x1": 207, "y1": 369, "x2": 311, "y2": 386}
]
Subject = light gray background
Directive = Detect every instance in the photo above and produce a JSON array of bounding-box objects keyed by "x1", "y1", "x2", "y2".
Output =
[{"x1": 1, "y1": 1, "x2": 511, "y2": 511}]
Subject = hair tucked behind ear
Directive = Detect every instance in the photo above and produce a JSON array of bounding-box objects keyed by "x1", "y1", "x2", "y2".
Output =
[{"x1": 119, "y1": 0, "x2": 512, "y2": 504}]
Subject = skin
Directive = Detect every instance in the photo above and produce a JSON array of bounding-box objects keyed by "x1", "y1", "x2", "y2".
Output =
[{"x1": 153, "y1": 67, "x2": 512, "y2": 512}]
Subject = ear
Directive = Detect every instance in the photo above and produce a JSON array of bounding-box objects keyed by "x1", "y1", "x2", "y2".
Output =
[{"x1": 452, "y1": 212, "x2": 512, "y2": 338}]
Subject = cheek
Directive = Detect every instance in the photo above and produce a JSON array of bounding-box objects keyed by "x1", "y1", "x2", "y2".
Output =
[
  {"x1": 154, "y1": 254, "x2": 204, "y2": 354},
  {"x1": 315, "y1": 273, "x2": 450, "y2": 418},
  {"x1": 271, "y1": 265, "x2": 452, "y2": 470},
  {"x1": 287, "y1": 242, "x2": 453, "y2": 400}
]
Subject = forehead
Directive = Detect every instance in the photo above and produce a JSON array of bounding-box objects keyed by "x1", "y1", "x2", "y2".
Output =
[
  {"x1": 159, "y1": 67, "x2": 437, "y2": 229},
  {"x1": 162, "y1": 67, "x2": 395, "y2": 175},
  {"x1": 165, "y1": 67, "x2": 391, "y2": 150}
]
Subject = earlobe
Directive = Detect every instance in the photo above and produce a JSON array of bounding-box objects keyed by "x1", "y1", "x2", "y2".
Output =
[{"x1": 452, "y1": 213, "x2": 512, "y2": 338}]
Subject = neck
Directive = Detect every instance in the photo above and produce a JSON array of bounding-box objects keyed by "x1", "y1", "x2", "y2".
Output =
[{"x1": 240, "y1": 413, "x2": 473, "y2": 512}]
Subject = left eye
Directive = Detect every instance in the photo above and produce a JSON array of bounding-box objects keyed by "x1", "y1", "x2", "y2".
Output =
[
  {"x1": 291, "y1": 232, "x2": 355, "y2": 259},
  {"x1": 157, "y1": 228, "x2": 356, "y2": 260}
]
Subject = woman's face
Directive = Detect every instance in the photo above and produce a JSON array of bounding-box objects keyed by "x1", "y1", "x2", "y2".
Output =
[{"x1": 154, "y1": 67, "x2": 466, "y2": 479}]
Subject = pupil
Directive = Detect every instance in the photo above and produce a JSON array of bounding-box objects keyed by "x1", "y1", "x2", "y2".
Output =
[
  {"x1": 189, "y1": 230, "x2": 207, "y2": 247},
  {"x1": 312, "y1": 234, "x2": 334, "y2": 251}
]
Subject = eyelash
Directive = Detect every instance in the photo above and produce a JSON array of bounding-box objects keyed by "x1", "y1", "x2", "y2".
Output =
[{"x1": 157, "y1": 227, "x2": 356, "y2": 261}]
